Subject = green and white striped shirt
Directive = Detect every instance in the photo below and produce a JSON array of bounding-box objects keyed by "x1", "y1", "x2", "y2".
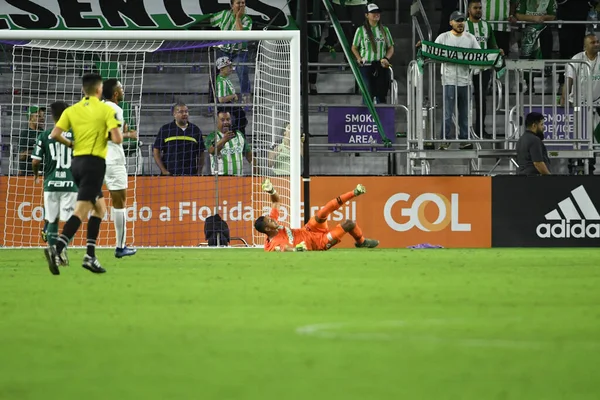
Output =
[
  {"x1": 465, "y1": 19, "x2": 497, "y2": 49},
  {"x1": 482, "y1": 0, "x2": 514, "y2": 32},
  {"x1": 205, "y1": 130, "x2": 251, "y2": 176},
  {"x1": 216, "y1": 75, "x2": 236, "y2": 101},
  {"x1": 352, "y1": 24, "x2": 394, "y2": 62},
  {"x1": 210, "y1": 9, "x2": 253, "y2": 51}
]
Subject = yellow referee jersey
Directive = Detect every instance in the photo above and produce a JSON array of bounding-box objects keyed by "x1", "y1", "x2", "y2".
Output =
[{"x1": 56, "y1": 96, "x2": 121, "y2": 159}]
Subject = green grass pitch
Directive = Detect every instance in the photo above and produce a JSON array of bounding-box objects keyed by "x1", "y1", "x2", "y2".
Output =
[{"x1": 1, "y1": 248, "x2": 600, "y2": 400}]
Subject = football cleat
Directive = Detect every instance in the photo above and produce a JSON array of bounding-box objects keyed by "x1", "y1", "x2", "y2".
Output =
[
  {"x1": 82, "y1": 255, "x2": 106, "y2": 274},
  {"x1": 43, "y1": 245, "x2": 60, "y2": 275},
  {"x1": 355, "y1": 238, "x2": 379, "y2": 248},
  {"x1": 115, "y1": 246, "x2": 137, "y2": 259}
]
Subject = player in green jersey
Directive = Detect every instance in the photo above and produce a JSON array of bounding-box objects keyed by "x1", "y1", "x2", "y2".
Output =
[{"x1": 31, "y1": 101, "x2": 77, "y2": 272}]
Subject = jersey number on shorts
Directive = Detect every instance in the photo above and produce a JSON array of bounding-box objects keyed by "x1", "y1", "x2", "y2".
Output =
[{"x1": 48, "y1": 142, "x2": 72, "y2": 169}]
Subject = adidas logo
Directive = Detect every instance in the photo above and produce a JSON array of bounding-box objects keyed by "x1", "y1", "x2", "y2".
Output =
[{"x1": 536, "y1": 185, "x2": 600, "y2": 239}]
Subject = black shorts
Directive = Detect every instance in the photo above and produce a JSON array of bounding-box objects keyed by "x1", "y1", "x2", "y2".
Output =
[{"x1": 71, "y1": 155, "x2": 106, "y2": 203}]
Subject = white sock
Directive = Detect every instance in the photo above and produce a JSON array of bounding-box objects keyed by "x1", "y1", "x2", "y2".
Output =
[{"x1": 113, "y1": 208, "x2": 126, "y2": 249}]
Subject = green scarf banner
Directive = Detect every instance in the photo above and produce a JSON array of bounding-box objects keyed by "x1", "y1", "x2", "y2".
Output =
[{"x1": 417, "y1": 40, "x2": 506, "y2": 78}]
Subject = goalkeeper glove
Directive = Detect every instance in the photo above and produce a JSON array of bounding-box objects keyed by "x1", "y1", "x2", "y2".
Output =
[
  {"x1": 295, "y1": 242, "x2": 307, "y2": 252},
  {"x1": 262, "y1": 178, "x2": 276, "y2": 194}
]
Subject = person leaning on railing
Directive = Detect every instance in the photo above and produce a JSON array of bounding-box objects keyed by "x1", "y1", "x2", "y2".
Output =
[
  {"x1": 560, "y1": 33, "x2": 600, "y2": 174},
  {"x1": 351, "y1": 3, "x2": 394, "y2": 104}
]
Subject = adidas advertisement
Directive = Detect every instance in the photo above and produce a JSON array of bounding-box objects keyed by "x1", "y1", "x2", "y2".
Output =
[{"x1": 492, "y1": 176, "x2": 600, "y2": 247}]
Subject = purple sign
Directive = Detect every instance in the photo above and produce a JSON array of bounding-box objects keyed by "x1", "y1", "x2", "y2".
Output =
[
  {"x1": 528, "y1": 106, "x2": 591, "y2": 149},
  {"x1": 328, "y1": 106, "x2": 395, "y2": 147}
]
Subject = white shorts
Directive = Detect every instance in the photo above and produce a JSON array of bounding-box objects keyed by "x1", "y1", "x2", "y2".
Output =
[
  {"x1": 104, "y1": 164, "x2": 128, "y2": 191},
  {"x1": 44, "y1": 192, "x2": 77, "y2": 222}
]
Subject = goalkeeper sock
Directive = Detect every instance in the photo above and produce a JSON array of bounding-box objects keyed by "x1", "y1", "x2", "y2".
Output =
[
  {"x1": 56, "y1": 215, "x2": 81, "y2": 254},
  {"x1": 316, "y1": 191, "x2": 355, "y2": 220},
  {"x1": 47, "y1": 222, "x2": 59, "y2": 246},
  {"x1": 349, "y1": 224, "x2": 365, "y2": 245},
  {"x1": 86, "y1": 216, "x2": 102, "y2": 258},
  {"x1": 113, "y1": 208, "x2": 126, "y2": 249}
]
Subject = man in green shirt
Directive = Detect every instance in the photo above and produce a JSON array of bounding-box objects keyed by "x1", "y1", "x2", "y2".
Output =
[
  {"x1": 215, "y1": 56, "x2": 248, "y2": 134},
  {"x1": 483, "y1": 0, "x2": 517, "y2": 56},
  {"x1": 466, "y1": 0, "x2": 502, "y2": 138},
  {"x1": 205, "y1": 111, "x2": 252, "y2": 176},
  {"x1": 31, "y1": 101, "x2": 77, "y2": 265},
  {"x1": 516, "y1": 0, "x2": 556, "y2": 60},
  {"x1": 211, "y1": 0, "x2": 253, "y2": 98},
  {"x1": 18, "y1": 105, "x2": 45, "y2": 175}
]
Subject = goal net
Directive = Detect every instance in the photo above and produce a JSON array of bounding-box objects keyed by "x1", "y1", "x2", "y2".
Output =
[{"x1": 0, "y1": 30, "x2": 301, "y2": 248}]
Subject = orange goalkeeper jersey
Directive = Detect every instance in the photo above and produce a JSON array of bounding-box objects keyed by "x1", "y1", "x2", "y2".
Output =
[{"x1": 264, "y1": 207, "x2": 317, "y2": 252}]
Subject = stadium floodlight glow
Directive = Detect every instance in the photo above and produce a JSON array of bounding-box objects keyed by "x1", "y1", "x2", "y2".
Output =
[{"x1": 0, "y1": 29, "x2": 301, "y2": 248}]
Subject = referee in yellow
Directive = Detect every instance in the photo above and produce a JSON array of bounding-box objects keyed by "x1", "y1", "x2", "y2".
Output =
[{"x1": 44, "y1": 73, "x2": 123, "y2": 275}]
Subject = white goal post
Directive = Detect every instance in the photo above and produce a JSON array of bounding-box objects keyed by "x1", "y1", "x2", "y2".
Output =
[{"x1": 0, "y1": 29, "x2": 301, "y2": 248}]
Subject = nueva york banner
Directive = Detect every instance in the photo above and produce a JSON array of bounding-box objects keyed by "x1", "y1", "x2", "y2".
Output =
[{"x1": 0, "y1": 0, "x2": 295, "y2": 30}]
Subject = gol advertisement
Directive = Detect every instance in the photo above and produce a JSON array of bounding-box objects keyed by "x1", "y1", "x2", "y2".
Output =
[{"x1": 0, "y1": 176, "x2": 492, "y2": 248}]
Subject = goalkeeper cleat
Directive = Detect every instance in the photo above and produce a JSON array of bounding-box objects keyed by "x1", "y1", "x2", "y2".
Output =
[
  {"x1": 354, "y1": 184, "x2": 366, "y2": 196},
  {"x1": 59, "y1": 250, "x2": 69, "y2": 267},
  {"x1": 82, "y1": 255, "x2": 106, "y2": 274},
  {"x1": 43, "y1": 245, "x2": 60, "y2": 275},
  {"x1": 40, "y1": 229, "x2": 48, "y2": 243},
  {"x1": 355, "y1": 238, "x2": 379, "y2": 248},
  {"x1": 115, "y1": 246, "x2": 137, "y2": 259}
]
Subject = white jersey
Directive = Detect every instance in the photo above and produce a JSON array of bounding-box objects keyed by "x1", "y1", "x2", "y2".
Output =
[
  {"x1": 104, "y1": 100, "x2": 126, "y2": 165},
  {"x1": 566, "y1": 51, "x2": 600, "y2": 104},
  {"x1": 434, "y1": 31, "x2": 481, "y2": 87}
]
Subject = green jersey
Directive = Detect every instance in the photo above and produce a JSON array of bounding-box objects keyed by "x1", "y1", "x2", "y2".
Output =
[
  {"x1": 210, "y1": 9, "x2": 253, "y2": 51},
  {"x1": 205, "y1": 130, "x2": 251, "y2": 176},
  {"x1": 31, "y1": 130, "x2": 77, "y2": 192},
  {"x1": 466, "y1": 19, "x2": 498, "y2": 49},
  {"x1": 517, "y1": 0, "x2": 556, "y2": 28},
  {"x1": 216, "y1": 75, "x2": 236, "y2": 101},
  {"x1": 483, "y1": 0, "x2": 515, "y2": 32},
  {"x1": 352, "y1": 24, "x2": 394, "y2": 62}
]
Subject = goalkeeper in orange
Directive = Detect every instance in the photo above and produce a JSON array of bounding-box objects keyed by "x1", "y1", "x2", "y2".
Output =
[{"x1": 254, "y1": 179, "x2": 379, "y2": 252}]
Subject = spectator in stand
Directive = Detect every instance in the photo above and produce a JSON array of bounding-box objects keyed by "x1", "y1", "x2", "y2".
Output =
[
  {"x1": 435, "y1": 11, "x2": 481, "y2": 150},
  {"x1": 466, "y1": 0, "x2": 504, "y2": 138},
  {"x1": 482, "y1": 0, "x2": 517, "y2": 56},
  {"x1": 561, "y1": 33, "x2": 600, "y2": 174},
  {"x1": 214, "y1": 56, "x2": 248, "y2": 135},
  {"x1": 18, "y1": 106, "x2": 45, "y2": 175},
  {"x1": 268, "y1": 123, "x2": 304, "y2": 175},
  {"x1": 211, "y1": 0, "x2": 252, "y2": 103},
  {"x1": 153, "y1": 102, "x2": 205, "y2": 176},
  {"x1": 557, "y1": 0, "x2": 589, "y2": 86},
  {"x1": 516, "y1": 0, "x2": 556, "y2": 61},
  {"x1": 205, "y1": 111, "x2": 253, "y2": 176},
  {"x1": 516, "y1": 112, "x2": 551, "y2": 175},
  {"x1": 351, "y1": 3, "x2": 394, "y2": 104}
]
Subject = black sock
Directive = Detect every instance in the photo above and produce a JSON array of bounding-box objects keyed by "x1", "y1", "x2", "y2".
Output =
[
  {"x1": 86, "y1": 216, "x2": 102, "y2": 258},
  {"x1": 56, "y1": 215, "x2": 81, "y2": 254}
]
